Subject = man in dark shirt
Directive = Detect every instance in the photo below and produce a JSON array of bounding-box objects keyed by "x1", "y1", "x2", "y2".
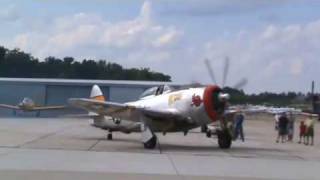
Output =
[
  {"x1": 233, "y1": 111, "x2": 245, "y2": 142},
  {"x1": 276, "y1": 113, "x2": 289, "y2": 143}
]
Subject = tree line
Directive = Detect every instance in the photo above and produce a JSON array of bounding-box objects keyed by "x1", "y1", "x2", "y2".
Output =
[
  {"x1": 223, "y1": 87, "x2": 310, "y2": 107},
  {"x1": 0, "y1": 46, "x2": 171, "y2": 81},
  {"x1": 0, "y1": 46, "x2": 312, "y2": 106}
]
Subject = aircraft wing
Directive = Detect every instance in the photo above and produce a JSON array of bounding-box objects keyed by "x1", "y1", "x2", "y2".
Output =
[
  {"x1": 32, "y1": 105, "x2": 66, "y2": 111},
  {"x1": 68, "y1": 98, "x2": 189, "y2": 122},
  {"x1": 0, "y1": 104, "x2": 19, "y2": 110}
]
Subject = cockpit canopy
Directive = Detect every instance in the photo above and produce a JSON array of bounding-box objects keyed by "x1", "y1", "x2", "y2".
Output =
[
  {"x1": 139, "y1": 85, "x2": 174, "y2": 99},
  {"x1": 21, "y1": 97, "x2": 34, "y2": 105}
]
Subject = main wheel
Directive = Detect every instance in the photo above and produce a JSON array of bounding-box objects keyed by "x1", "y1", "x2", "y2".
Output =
[
  {"x1": 143, "y1": 135, "x2": 157, "y2": 149},
  {"x1": 206, "y1": 130, "x2": 212, "y2": 138},
  {"x1": 217, "y1": 130, "x2": 232, "y2": 149}
]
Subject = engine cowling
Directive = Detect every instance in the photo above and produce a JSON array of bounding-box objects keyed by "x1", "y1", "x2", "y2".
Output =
[{"x1": 203, "y1": 85, "x2": 227, "y2": 122}]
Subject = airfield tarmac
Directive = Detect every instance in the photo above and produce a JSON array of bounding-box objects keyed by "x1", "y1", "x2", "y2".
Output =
[{"x1": 0, "y1": 116, "x2": 319, "y2": 180}]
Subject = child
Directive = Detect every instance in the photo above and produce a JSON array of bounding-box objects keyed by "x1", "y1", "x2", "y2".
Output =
[{"x1": 298, "y1": 121, "x2": 306, "y2": 144}]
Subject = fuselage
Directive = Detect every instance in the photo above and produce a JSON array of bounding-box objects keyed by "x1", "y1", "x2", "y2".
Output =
[
  {"x1": 92, "y1": 86, "x2": 225, "y2": 133},
  {"x1": 18, "y1": 98, "x2": 36, "y2": 111}
]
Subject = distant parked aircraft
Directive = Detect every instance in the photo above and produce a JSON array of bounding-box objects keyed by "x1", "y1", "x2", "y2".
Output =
[{"x1": 0, "y1": 97, "x2": 66, "y2": 117}]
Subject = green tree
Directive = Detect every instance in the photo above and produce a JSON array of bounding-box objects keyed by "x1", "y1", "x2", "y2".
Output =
[{"x1": 0, "y1": 45, "x2": 171, "y2": 81}]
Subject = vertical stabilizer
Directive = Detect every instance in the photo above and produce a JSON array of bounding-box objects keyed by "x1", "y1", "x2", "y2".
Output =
[
  {"x1": 89, "y1": 85, "x2": 105, "y2": 116},
  {"x1": 90, "y1": 85, "x2": 105, "y2": 102}
]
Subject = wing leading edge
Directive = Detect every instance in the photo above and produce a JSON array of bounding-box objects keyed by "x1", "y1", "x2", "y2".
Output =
[
  {"x1": 0, "y1": 104, "x2": 19, "y2": 110},
  {"x1": 32, "y1": 105, "x2": 66, "y2": 111}
]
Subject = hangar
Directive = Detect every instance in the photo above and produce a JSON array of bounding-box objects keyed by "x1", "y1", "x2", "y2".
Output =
[{"x1": 0, "y1": 78, "x2": 179, "y2": 117}]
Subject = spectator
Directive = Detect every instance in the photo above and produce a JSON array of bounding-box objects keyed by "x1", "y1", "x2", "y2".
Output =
[
  {"x1": 274, "y1": 113, "x2": 280, "y2": 130},
  {"x1": 298, "y1": 120, "x2": 306, "y2": 144},
  {"x1": 276, "y1": 113, "x2": 289, "y2": 143},
  {"x1": 305, "y1": 115, "x2": 315, "y2": 146},
  {"x1": 233, "y1": 110, "x2": 245, "y2": 142}
]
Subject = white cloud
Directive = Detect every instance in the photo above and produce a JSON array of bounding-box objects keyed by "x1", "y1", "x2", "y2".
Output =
[
  {"x1": 13, "y1": 34, "x2": 28, "y2": 49},
  {"x1": 201, "y1": 20, "x2": 320, "y2": 93},
  {"x1": 8, "y1": 1, "x2": 183, "y2": 67}
]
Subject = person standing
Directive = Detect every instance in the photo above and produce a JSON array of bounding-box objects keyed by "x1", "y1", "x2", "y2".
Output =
[
  {"x1": 298, "y1": 120, "x2": 306, "y2": 144},
  {"x1": 305, "y1": 114, "x2": 315, "y2": 146},
  {"x1": 276, "y1": 113, "x2": 289, "y2": 143},
  {"x1": 274, "y1": 113, "x2": 280, "y2": 130},
  {"x1": 233, "y1": 111, "x2": 245, "y2": 142}
]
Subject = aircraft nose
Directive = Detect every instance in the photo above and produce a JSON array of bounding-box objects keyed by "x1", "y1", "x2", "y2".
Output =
[{"x1": 218, "y1": 93, "x2": 230, "y2": 102}]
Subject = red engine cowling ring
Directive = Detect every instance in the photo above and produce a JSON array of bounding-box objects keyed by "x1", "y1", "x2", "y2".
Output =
[{"x1": 203, "y1": 85, "x2": 221, "y2": 122}]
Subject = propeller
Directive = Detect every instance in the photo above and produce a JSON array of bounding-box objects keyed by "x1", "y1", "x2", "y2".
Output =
[
  {"x1": 204, "y1": 58, "x2": 217, "y2": 85},
  {"x1": 182, "y1": 57, "x2": 248, "y2": 91},
  {"x1": 233, "y1": 78, "x2": 248, "y2": 90},
  {"x1": 204, "y1": 57, "x2": 248, "y2": 90},
  {"x1": 222, "y1": 57, "x2": 229, "y2": 88}
]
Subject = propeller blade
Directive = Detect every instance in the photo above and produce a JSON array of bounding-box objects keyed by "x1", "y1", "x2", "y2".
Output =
[
  {"x1": 233, "y1": 78, "x2": 248, "y2": 90},
  {"x1": 204, "y1": 58, "x2": 217, "y2": 85},
  {"x1": 222, "y1": 57, "x2": 230, "y2": 88}
]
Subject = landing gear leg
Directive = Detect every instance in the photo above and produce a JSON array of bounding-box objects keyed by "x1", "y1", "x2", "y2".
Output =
[
  {"x1": 143, "y1": 135, "x2": 157, "y2": 149},
  {"x1": 107, "y1": 131, "x2": 113, "y2": 140},
  {"x1": 217, "y1": 129, "x2": 232, "y2": 149},
  {"x1": 206, "y1": 129, "x2": 212, "y2": 138},
  {"x1": 141, "y1": 123, "x2": 157, "y2": 149},
  {"x1": 201, "y1": 125, "x2": 208, "y2": 133}
]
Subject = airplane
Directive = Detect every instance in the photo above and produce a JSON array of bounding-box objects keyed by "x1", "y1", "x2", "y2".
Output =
[
  {"x1": 69, "y1": 84, "x2": 233, "y2": 149},
  {"x1": 0, "y1": 97, "x2": 66, "y2": 117}
]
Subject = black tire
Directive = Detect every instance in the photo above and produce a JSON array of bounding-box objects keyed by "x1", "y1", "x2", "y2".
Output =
[
  {"x1": 107, "y1": 133, "x2": 113, "y2": 140},
  {"x1": 206, "y1": 130, "x2": 212, "y2": 138},
  {"x1": 201, "y1": 125, "x2": 208, "y2": 133},
  {"x1": 143, "y1": 135, "x2": 157, "y2": 149},
  {"x1": 217, "y1": 130, "x2": 232, "y2": 149}
]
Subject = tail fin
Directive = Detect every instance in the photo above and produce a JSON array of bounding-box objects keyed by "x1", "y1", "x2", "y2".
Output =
[{"x1": 90, "y1": 84, "x2": 106, "y2": 102}]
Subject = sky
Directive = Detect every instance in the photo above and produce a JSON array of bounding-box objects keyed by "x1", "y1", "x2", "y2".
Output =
[{"x1": 1, "y1": 0, "x2": 320, "y2": 93}]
